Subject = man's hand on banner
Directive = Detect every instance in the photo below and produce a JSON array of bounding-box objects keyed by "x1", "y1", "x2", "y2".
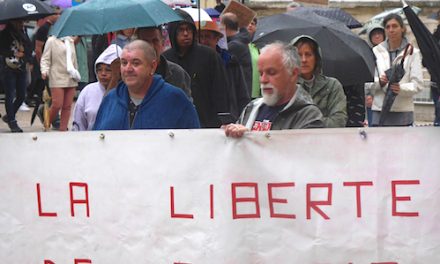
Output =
[{"x1": 223, "y1": 123, "x2": 248, "y2": 138}]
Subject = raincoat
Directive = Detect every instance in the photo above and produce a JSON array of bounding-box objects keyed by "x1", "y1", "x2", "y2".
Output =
[
  {"x1": 40, "y1": 36, "x2": 79, "y2": 88},
  {"x1": 371, "y1": 38, "x2": 423, "y2": 113},
  {"x1": 163, "y1": 9, "x2": 229, "y2": 128},
  {"x1": 291, "y1": 35, "x2": 347, "y2": 128}
]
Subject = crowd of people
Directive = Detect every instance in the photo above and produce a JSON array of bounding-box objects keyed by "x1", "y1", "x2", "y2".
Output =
[{"x1": 0, "y1": 4, "x2": 438, "y2": 134}]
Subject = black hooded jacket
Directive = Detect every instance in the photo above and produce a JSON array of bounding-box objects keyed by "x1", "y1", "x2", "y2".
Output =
[{"x1": 163, "y1": 9, "x2": 229, "y2": 128}]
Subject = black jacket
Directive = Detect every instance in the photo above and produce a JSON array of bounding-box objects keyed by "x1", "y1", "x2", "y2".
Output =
[
  {"x1": 217, "y1": 47, "x2": 250, "y2": 119},
  {"x1": 156, "y1": 54, "x2": 192, "y2": 100},
  {"x1": 0, "y1": 23, "x2": 32, "y2": 71},
  {"x1": 227, "y1": 34, "x2": 253, "y2": 97},
  {"x1": 163, "y1": 9, "x2": 229, "y2": 128}
]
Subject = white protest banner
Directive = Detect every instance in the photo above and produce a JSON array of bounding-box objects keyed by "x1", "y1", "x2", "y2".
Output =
[{"x1": 0, "y1": 128, "x2": 439, "y2": 263}]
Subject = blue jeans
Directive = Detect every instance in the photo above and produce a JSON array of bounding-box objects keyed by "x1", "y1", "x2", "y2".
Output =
[
  {"x1": 366, "y1": 107, "x2": 373, "y2": 127},
  {"x1": 1, "y1": 67, "x2": 27, "y2": 122}
]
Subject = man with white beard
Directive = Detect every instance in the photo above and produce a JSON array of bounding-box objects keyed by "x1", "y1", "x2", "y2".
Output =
[{"x1": 224, "y1": 42, "x2": 323, "y2": 138}]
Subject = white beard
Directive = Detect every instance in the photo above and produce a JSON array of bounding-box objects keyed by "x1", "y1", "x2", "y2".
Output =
[{"x1": 260, "y1": 84, "x2": 281, "y2": 106}]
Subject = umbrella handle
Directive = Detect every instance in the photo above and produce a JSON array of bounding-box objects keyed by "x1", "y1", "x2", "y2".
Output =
[{"x1": 401, "y1": 43, "x2": 413, "y2": 65}]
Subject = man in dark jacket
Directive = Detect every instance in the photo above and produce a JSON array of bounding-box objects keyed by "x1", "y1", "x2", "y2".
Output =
[
  {"x1": 221, "y1": 12, "x2": 253, "y2": 96},
  {"x1": 163, "y1": 9, "x2": 229, "y2": 128},
  {"x1": 198, "y1": 21, "x2": 250, "y2": 120},
  {"x1": 137, "y1": 26, "x2": 192, "y2": 100},
  {"x1": 224, "y1": 42, "x2": 323, "y2": 138},
  {"x1": 93, "y1": 40, "x2": 200, "y2": 130}
]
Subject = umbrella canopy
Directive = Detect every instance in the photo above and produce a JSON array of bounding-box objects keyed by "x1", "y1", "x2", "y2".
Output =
[
  {"x1": 0, "y1": 0, "x2": 55, "y2": 23},
  {"x1": 288, "y1": 7, "x2": 362, "y2": 29},
  {"x1": 179, "y1": 7, "x2": 212, "y2": 22},
  {"x1": 50, "y1": 0, "x2": 182, "y2": 37},
  {"x1": 161, "y1": 0, "x2": 192, "y2": 7},
  {"x1": 359, "y1": 6, "x2": 421, "y2": 35},
  {"x1": 204, "y1": 8, "x2": 220, "y2": 19},
  {"x1": 403, "y1": 3, "x2": 440, "y2": 86},
  {"x1": 50, "y1": 0, "x2": 86, "y2": 8},
  {"x1": 253, "y1": 11, "x2": 375, "y2": 86},
  {"x1": 51, "y1": 0, "x2": 73, "y2": 8}
]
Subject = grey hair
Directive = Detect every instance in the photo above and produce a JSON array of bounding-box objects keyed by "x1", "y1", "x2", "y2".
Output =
[
  {"x1": 123, "y1": 40, "x2": 157, "y2": 63},
  {"x1": 260, "y1": 41, "x2": 300, "y2": 73}
]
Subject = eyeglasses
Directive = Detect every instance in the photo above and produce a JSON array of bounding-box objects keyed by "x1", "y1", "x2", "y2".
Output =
[{"x1": 177, "y1": 25, "x2": 193, "y2": 34}]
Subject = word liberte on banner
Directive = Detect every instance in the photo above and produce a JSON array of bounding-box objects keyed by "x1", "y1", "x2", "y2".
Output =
[{"x1": 36, "y1": 180, "x2": 420, "y2": 220}]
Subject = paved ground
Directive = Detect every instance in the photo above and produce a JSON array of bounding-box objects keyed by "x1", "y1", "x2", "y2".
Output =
[{"x1": 0, "y1": 102, "x2": 75, "y2": 133}]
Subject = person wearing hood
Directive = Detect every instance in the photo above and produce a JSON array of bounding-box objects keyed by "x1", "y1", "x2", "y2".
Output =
[
  {"x1": 72, "y1": 44, "x2": 121, "y2": 131},
  {"x1": 290, "y1": 35, "x2": 347, "y2": 128},
  {"x1": 137, "y1": 26, "x2": 192, "y2": 100},
  {"x1": 364, "y1": 23, "x2": 385, "y2": 126},
  {"x1": 224, "y1": 42, "x2": 323, "y2": 138},
  {"x1": 93, "y1": 40, "x2": 200, "y2": 130},
  {"x1": 371, "y1": 14, "x2": 423, "y2": 126},
  {"x1": 163, "y1": 9, "x2": 229, "y2": 128}
]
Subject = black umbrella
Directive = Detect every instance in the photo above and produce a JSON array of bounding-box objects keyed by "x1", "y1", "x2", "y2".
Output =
[
  {"x1": 379, "y1": 44, "x2": 413, "y2": 126},
  {"x1": 403, "y1": 3, "x2": 440, "y2": 86},
  {"x1": 0, "y1": 0, "x2": 54, "y2": 23},
  {"x1": 253, "y1": 11, "x2": 375, "y2": 86},
  {"x1": 288, "y1": 7, "x2": 362, "y2": 29}
]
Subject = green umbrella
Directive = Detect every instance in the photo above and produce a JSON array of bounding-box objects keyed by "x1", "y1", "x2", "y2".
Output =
[{"x1": 50, "y1": 0, "x2": 182, "y2": 37}]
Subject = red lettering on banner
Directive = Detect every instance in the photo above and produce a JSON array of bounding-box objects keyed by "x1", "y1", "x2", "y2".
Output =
[
  {"x1": 392, "y1": 180, "x2": 420, "y2": 217},
  {"x1": 37, "y1": 183, "x2": 58, "y2": 217},
  {"x1": 74, "y1": 259, "x2": 92, "y2": 264},
  {"x1": 43, "y1": 259, "x2": 92, "y2": 263},
  {"x1": 343, "y1": 181, "x2": 373, "y2": 218},
  {"x1": 267, "y1": 182, "x2": 296, "y2": 219},
  {"x1": 70, "y1": 182, "x2": 90, "y2": 217},
  {"x1": 170, "y1": 186, "x2": 194, "y2": 219},
  {"x1": 306, "y1": 183, "x2": 332, "y2": 220},
  {"x1": 231, "y1": 183, "x2": 260, "y2": 219}
]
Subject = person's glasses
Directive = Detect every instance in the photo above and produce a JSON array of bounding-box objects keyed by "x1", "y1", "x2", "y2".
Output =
[{"x1": 177, "y1": 26, "x2": 193, "y2": 34}]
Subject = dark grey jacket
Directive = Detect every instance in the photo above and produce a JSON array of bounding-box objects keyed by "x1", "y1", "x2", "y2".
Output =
[
  {"x1": 156, "y1": 54, "x2": 192, "y2": 101},
  {"x1": 299, "y1": 75, "x2": 347, "y2": 128},
  {"x1": 238, "y1": 85, "x2": 324, "y2": 130},
  {"x1": 164, "y1": 9, "x2": 229, "y2": 128}
]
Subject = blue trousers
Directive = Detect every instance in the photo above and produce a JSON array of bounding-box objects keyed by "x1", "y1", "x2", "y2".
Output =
[{"x1": 1, "y1": 67, "x2": 27, "y2": 122}]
